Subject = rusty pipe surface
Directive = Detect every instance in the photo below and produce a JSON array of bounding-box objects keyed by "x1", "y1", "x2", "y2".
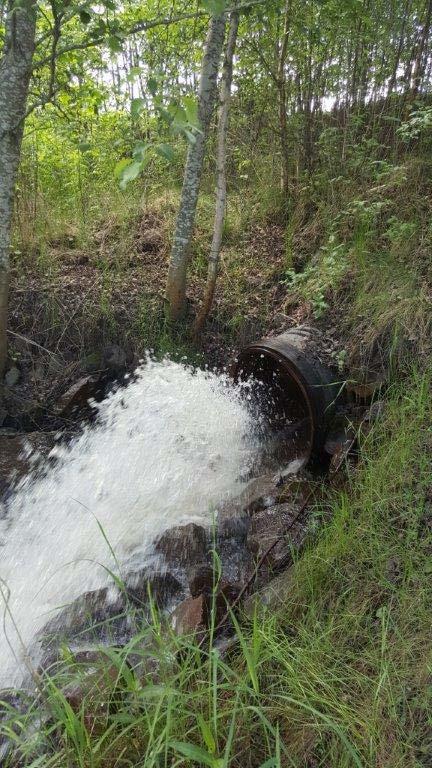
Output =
[{"x1": 233, "y1": 327, "x2": 339, "y2": 462}]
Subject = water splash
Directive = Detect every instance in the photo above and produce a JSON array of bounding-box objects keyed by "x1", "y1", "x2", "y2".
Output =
[{"x1": 0, "y1": 358, "x2": 258, "y2": 688}]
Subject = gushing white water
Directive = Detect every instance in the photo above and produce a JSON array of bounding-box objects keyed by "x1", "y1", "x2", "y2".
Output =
[{"x1": 0, "y1": 359, "x2": 258, "y2": 688}]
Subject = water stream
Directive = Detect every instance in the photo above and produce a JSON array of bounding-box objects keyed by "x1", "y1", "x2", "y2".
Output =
[{"x1": 0, "y1": 358, "x2": 260, "y2": 689}]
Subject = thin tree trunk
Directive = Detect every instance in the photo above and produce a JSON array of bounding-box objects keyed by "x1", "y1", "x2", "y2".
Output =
[
  {"x1": 165, "y1": 12, "x2": 226, "y2": 322},
  {"x1": 0, "y1": 0, "x2": 37, "y2": 377},
  {"x1": 387, "y1": 0, "x2": 411, "y2": 97},
  {"x1": 194, "y1": 10, "x2": 239, "y2": 336},
  {"x1": 411, "y1": 0, "x2": 432, "y2": 97},
  {"x1": 303, "y1": 35, "x2": 314, "y2": 170},
  {"x1": 278, "y1": 0, "x2": 291, "y2": 198}
]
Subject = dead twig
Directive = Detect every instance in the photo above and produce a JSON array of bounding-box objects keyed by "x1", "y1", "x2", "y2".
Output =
[{"x1": 6, "y1": 330, "x2": 63, "y2": 362}]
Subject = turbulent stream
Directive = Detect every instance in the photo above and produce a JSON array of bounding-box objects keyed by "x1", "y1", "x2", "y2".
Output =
[{"x1": 0, "y1": 359, "x2": 261, "y2": 689}]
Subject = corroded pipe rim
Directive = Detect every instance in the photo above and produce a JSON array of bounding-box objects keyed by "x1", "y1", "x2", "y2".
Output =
[{"x1": 233, "y1": 337, "x2": 337, "y2": 462}]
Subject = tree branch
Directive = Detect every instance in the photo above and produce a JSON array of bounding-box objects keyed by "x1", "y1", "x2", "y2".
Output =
[
  {"x1": 32, "y1": 10, "x2": 208, "y2": 70},
  {"x1": 32, "y1": 0, "x2": 264, "y2": 71}
]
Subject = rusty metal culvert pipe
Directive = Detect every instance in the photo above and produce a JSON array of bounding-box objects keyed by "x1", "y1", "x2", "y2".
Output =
[{"x1": 232, "y1": 327, "x2": 339, "y2": 464}]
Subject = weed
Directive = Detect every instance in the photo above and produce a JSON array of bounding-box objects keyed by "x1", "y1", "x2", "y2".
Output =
[{"x1": 1, "y1": 370, "x2": 431, "y2": 767}]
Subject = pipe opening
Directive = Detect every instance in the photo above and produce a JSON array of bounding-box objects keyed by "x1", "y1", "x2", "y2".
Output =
[{"x1": 234, "y1": 348, "x2": 313, "y2": 465}]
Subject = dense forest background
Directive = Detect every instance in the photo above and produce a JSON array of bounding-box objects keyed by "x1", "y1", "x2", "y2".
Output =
[
  {"x1": 1, "y1": 0, "x2": 432, "y2": 765},
  {"x1": 1, "y1": 0, "x2": 432, "y2": 396}
]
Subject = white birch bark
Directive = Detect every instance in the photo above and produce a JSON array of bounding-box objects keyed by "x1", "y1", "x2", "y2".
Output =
[
  {"x1": 165, "y1": 12, "x2": 226, "y2": 322},
  {"x1": 0, "y1": 0, "x2": 37, "y2": 376},
  {"x1": 194, "y1": 10, "x2": 239, "y2": 335}
]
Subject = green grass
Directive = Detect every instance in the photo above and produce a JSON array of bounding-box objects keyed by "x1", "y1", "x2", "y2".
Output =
[
  {"x1": 2, "y1": 367, "x2": 431, "y2": 767},
  {"x1": 5, "y1": 97, "x2": 432, "y2": 768}
]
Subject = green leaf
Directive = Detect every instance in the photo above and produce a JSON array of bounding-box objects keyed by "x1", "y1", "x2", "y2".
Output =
[
  {"x1": 197, "y1": 715, "x2": 216, "y2": 755},
  {"x1": 79, "y1": 8, "x2": 91, "y2": 24},
  {"x1": 167, "y1": 103, "x2": 188, "y2": 126},
  {"x1": 148, "y1": 77, "x2": 158, "y2": 96},
  {"x1": 229, "y1": 610, "x2": 259, "y2": 694},
  {"x1": 114, "y1": 158, "x2": 131, "y2": 180},
  {"x1": 154, "y1": 143, "x2": 175, "y2": 163},
  {"x1": 169, "y1": 741, "x2": 223, "y2": 768},
  {"x1": 183, "y1": 96, "x2": 200, "y2": 129},
  {"x1": 131, "y1": 97, "x2": 146, "y2": 120},
  {"x1": 108, "y1": 35, "x2": 123, "y2": 53},
  {"x1": 78, "y1": 141, "x2": 91, "y2": 152},
  {"x1": 132, "y1": 141, "x2": 148, "y2": 161},
  {"x1": 201, "y1": 0, "x2": 226, "y2": 14},
  {"x1": 127, "y1": 66, "x2": 143, "y2": 82},
  {"x1": 117, "y1": 160, "x2": 144, "y2": 190},
  {"x1": 182, "y1": 127, "x2": 198, "y2": 145}
]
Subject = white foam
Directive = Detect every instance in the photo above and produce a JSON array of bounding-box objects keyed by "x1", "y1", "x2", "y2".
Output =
[{"x1": 0, "y1": 358, "x2": 258, "y2": 687}]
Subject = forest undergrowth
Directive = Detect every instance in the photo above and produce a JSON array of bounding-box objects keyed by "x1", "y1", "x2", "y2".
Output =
[
  {"x1": 10, "y1": 104, "x2": 432, "y2": 391},
  {"x1": 2, "y1": 102, "x2": 432, "y2": 766}
]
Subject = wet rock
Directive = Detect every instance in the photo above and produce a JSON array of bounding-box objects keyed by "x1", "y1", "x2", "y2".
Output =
[
  {"x1": 217, "y1": 514, "x2": 250, "y2": 543},
  {"x1": 171, "y1": 594, "x2": 205, "y2": 637},
  {"x1": 212, "y1": 580, "x2": 241, "y2": 623},
  {"x1": 0, "y1": 427, "x2": 18, "y2": 436},
  {"x1": 188, "y1": 564, "x2": 214, "y2": 598},
  {"x1": 0, "y1": 431, "x2": 56, "y2": 497},
  {"x1": 274, "y1": 456, "x2": 309, "y2": 485},
  {"x1": 102, "y1": 344, "x2": 127, "y2": 371},
  {"x1": 155, "y1": 523, "x2": 208, "y2": 567},
  {"x1": 39, "y1": 570, "x2": 182, "y2": 651},
  {"x1": 171, "y1": 579, "x2": 240, "y2": 637},
  {"x1": 53, "y1": 376, "x2": 100, "y2": 418},
  {"x1": 4, "y1": 366, "x2": 20, "y2": 387},
  {"x1": 215, "y1": 511, "x2": 255, "y2": 586},
  {"x1": 40, "y1": 587, "x2": 127, "y2": 649},
  {"x1": 216, "y1": 475, "x2": 279, "y2": 526},
  {"x1": 246, "y1": 502, "x2": 307, "y2": 570},
  {"x1": 125, "y1": 569, "x2": 182, "y2": 608},
  {"x1": 240, "y1": 475, "x2": 279, "y2": 513}
]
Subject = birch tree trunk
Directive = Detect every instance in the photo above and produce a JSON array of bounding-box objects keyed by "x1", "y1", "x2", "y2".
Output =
[
  {"x1": 193, "y1": 10, "x2": 239, "y2": 336},
  {"x1": 277, "y1": 0, "x2": 291, "y2": 199},
  {"x1": 165, "y1": 12, "x2": 226, "y2": 322},
  {"x1": 0, "y1": 0, "x2": 37, "y2": 377}
]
